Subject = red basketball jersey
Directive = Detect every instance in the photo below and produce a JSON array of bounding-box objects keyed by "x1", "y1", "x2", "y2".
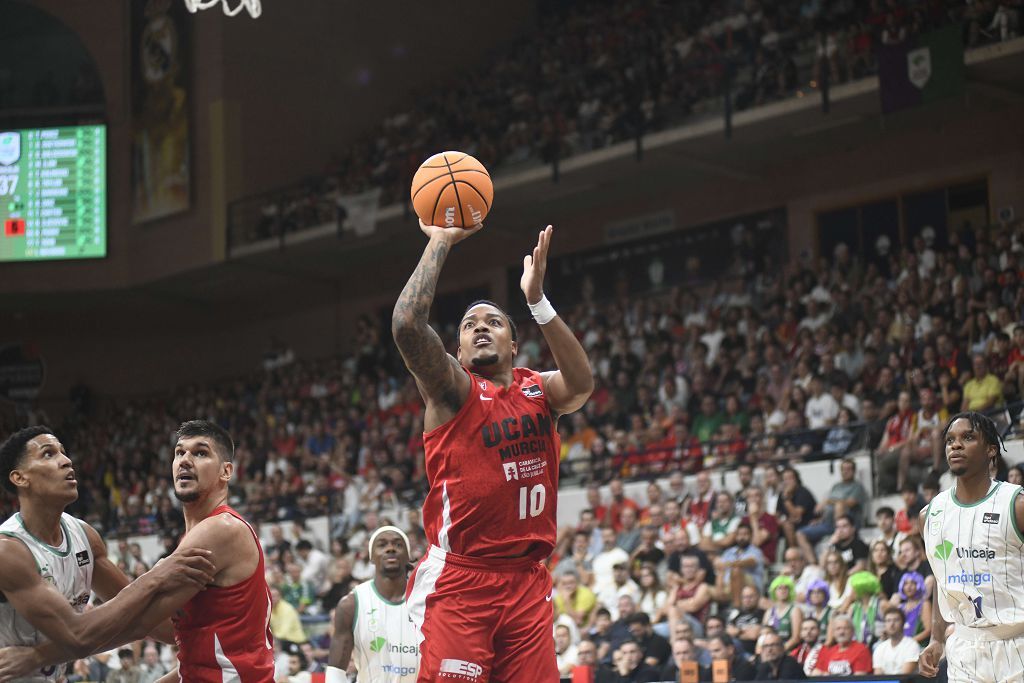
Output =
[
  {"x1": 174, "y1": 505, "x2": 274, "y2": 683},
  {"x1": 422, "y1": 367, "x2": 560, "y2": 560}
]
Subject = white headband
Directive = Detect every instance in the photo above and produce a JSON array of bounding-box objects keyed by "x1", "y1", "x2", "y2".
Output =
[{"x1": 367, "y1": 525, "x2": 411, "y2": 558}]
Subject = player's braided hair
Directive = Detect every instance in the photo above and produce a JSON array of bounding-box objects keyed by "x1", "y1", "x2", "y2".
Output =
[{"x1": 941, "y1": 411, "x2": 1005, "y2": 457}]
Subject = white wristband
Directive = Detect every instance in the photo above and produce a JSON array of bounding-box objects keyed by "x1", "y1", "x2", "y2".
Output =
[
  {"x1": 528, "y1": 294, "x2": 557, "y2": 325},
  {"x1": 326, "y1": 666, "x2": 348, "y2": 683}
]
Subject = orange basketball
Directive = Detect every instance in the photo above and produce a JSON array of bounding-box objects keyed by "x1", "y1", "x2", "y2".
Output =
[{"x1": 410, "y1": 151, "x2": 493, "y2": 229}]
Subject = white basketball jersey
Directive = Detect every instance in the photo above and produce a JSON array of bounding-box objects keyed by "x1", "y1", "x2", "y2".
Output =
[
  {"x1": 351, "y1": 580, "x2": 420, "y2": 682},
  {"x1": 923, "y1": 481, "x2": 1024, "y2": 628},
  {"x1": 0, "y1": 513, "x2": 94, "y2": 682}
]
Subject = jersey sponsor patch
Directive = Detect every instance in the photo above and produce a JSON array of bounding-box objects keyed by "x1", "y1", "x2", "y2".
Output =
[
  {"x1": 982, "y1": 512, "x2": 1000, "y2": 524},
  {"x1": 521, "y1": 384, "x2": 543, "y2": 398},
  {"x1": 76, "y1": 550, "x2": 90, "y2": 567}
]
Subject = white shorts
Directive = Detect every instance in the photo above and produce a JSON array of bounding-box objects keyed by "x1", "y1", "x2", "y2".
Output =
[{"x1": 946, "y1": 625, "x2": 1024, "y2": 683}]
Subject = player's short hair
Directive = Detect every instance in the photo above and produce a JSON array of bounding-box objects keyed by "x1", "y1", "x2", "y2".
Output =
[
  {"x1": 175, "y1": 420, "x2": 234, "y2": 462},
  {"x1": 0, "y1": 425, "x2": 56, "y2": 495},
  {"x1": 942, "y1": 411, "x2": 1004, "y2": 455},
  {"x1": 462, "y1": 300, "x2": 517, "y2": 342}
]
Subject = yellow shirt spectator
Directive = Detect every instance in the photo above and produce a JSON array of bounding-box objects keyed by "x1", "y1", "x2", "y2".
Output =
[
  {"x1": 554, "y1": 584, "x2": 597, "y2": 625},
  {"x1": 962, "y1": 373, "x2": 1002, "y2": 411},
  {"x1": 270, "y1": 592, "x2": 307, "y2": 644}
]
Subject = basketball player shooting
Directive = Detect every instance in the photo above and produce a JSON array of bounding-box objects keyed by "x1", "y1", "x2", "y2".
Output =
[
  {"x1": 328, "y1": 526, "x2": 419, "y2": 682},
  {"x1": 0, "y1": 426, "x2": 215, "y2": 683},
  {"x1": 919, "y1": 412, "x2": 1024, "y2": 683},
  {"x1": 392, "y1": 222, "x2": 593, "y2": 682},
  {"x1": 0, "y1": 421, "x2": 275, "y2": 683}
]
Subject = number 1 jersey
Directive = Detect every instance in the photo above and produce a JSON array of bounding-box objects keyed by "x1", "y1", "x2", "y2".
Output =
[{"x1": 422, "y1": 367, "x2": 560, "y2": 560}]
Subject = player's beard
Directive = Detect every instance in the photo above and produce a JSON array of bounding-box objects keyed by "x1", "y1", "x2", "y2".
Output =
[
  {"x1": 174, "y1": 483, "x2": 201, "y2": 503},
  {"x1": 470, "y1": 353, "x2": 499, "y2": 367}
]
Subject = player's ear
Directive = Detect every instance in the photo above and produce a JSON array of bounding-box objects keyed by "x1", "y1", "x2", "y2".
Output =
[
  {"x1": 511, "y1": 340, "x2": 518, "y2": 357},
  {"x1": 221, "y1": 460, "x2": 233, "y2": 483},
  {"x1": 8, "y1": 468, "x2": 27, "y2": 491}
]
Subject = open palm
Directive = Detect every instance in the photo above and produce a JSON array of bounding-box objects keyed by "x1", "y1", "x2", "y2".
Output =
[{"x1": 520, "y1": 225, "x2": 552, "y2": 304}]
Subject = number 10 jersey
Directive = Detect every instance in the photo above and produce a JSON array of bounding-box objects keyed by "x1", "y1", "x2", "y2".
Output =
[{"x1": 421, "y1": 366, "x2": 560, "y2": 561}]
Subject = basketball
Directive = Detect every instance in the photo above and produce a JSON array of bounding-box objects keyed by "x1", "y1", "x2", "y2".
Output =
[{"x1": 410, "y1": 151, "x2": 493, "y2": 229}]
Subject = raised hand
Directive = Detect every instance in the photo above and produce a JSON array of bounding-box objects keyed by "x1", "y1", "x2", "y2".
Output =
[{"x1": 520, "y1": 225, "x2": 552, "y2": 305}]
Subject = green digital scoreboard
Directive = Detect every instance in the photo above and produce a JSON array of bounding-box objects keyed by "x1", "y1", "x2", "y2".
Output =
[{"x1": 0, "y1": 124, "x2": 106, "y2": 262}]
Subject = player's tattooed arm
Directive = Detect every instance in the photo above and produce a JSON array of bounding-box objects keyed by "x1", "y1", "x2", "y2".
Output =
[
  {"x1": 328, "y1": 592, "x2": 357, "y2": 675},
  {"x1": 392, "y1": 222, "x2": 477, "y2": 414}
]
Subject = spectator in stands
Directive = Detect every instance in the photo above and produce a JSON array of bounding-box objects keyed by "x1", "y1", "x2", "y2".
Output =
[
  {"x1": 295, "y1": 539, "x2": 330, "y2": 589},
  {"x1": 822, "y1": 551, "x2": 853, "y2": 610},
  {"x1": 742, "y1": 486, "x2": 779, "y2": 563},
  {"x1": 573, "y1": 639, "x2": 599, "y2": 679},
  {"x1": 811, "y1": 614, "x2": 872, "y2": 675},
  {"x1": 781, "y1": 547, "x2": 824, "y2": 603},
  {"x1": 795, "y1": 458, "x2": 868, "y2": 562},
  {"x1": 660, "y1": 637, "x2": 711, "y2": 683},
  {"x1": 876, "y1": 391, "x2": 915, "y2": 493},
  {"x1": 894, "y1": 484, "x2": 923, "y2": 535},
  {"x1": 280, "y1": 562, "x2": 316, "y2": 613},
  {"x1": 598, "y1": 564, "x2": 642, "y2": 622},
  {"x1": 962, "y1": 353, "x2": 1004, "y2": 411},
  {"x1": 688, "y1": 471, "x2": 717, "y2": 528},
  {"x1": 847, "y1": 571, "x2": 885, "y2": 647},
  {"x1": 671, "y1": 554, "x2": 713, "y2": 635},
  {"x1": 635, "y1": 563, "x2": 668, "y2": 625},
  {"x1": 1009, "y1": 464, "x2": 1024, "y2": 486},
  {"x1": 626, "y1": 612, "x2": 672, "y2": 670},
  {"x1": 269, "y1": 586, "x2": 307, "y2": 653},
  {"x1": 872, "y1": 607, "x2": 921, "y2": 675},
  {"x1": 714, "y1": 523, "x2": 766, "y2": 604},
  {"x1": 727, "y1": 584, "x2": 766, "y2": 656},
  {"x1": 616, "y1": 507, "x2": 643, "y2": 554},
  {"x1": 588, "y1": 608, "x2": 615, "y2": 663},
  {"x1": 895, "y1": 536, "x2": 934, "y2": 596},
  {"x1": 594, "y1": 527, "x2": 631, "y2": 592},
  {"x1": 700, "y1": 491, "x2": 740, "y2": 553},
  {"x1": 755, "y1": 630, "x2": 807, "y2": 680},
  {"x1": 706, "y1": 634, "x2": 757, "y2": 682},
  {"x1": 867, "y1": 539, "x2": 901, "y2": 602},
  {"x1": 777, "y1": 467, "x2": 817, "y2": 552},
  {"x1": 821, "y1": 408, "x2": 858, "y2": 457},
  {"x1": 790, "y1": 618, "x2": 823, "y2": 676},
  {"x1": 555, "y1": 624, "x2": 579, "y2": 676},
  {"x1": 874, "y1": 506, "x2": 905, "y2": 558},
  {"x1": 596, "y1": 639, "x2": 661, "y2": 683},
  {"x1": 557, "y1": 530, "x2": 596, "y2": 585},
  {"x1": 764, "y1": 575, "x2": 804, "y2": 652},
  {"x1": 805, "y1": 375, "x2": 840, "y2": 429},
  {"x1": 693, "y1": 395, "x2": 725, "y2": 443},
  {"x1": 891, "y1": 572, "x2": 931, "y2": 646},
  {"x1": 608, "y1": 478, "x2": 640, "y2": 532},
  {"x1": 555, "y1": 570, "x2": 598, "y2": 628},
  {"x1": 318, "y1": 557, "x2": 354, "y2": 614},
  {"x1": 825, "y1": 514, "x2": 870, "y2": 572}
]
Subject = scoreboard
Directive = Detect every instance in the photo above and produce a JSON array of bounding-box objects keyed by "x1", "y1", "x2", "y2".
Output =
[{"x1": 0, "y1": 124, "x2": 106, "y2": 262}]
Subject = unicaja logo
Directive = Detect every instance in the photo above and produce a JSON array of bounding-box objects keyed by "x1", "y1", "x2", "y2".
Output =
[
  {"x1": 444, "y1": 207, "x2": 456, "y2": 227},
  {"x1": 934, "y1": 540, "x2": 954, "y2": 560}
]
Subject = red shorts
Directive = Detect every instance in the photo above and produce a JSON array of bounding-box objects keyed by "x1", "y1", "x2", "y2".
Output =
[{"x1": 406, "y1": 545, "x2": 558, "y2": 683}]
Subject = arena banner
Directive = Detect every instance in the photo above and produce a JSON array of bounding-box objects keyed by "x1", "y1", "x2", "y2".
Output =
[
  {"x1": 879, "y1": 25, "x2": 964, "y2": 114},
  {"x1": 131, "y1": 0, "x2": 192, "y2": 223}
]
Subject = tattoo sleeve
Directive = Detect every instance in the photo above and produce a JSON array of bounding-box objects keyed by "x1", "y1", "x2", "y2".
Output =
[{"x1": 391, "y1": 238, "x2": 462, "y2": 409}]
